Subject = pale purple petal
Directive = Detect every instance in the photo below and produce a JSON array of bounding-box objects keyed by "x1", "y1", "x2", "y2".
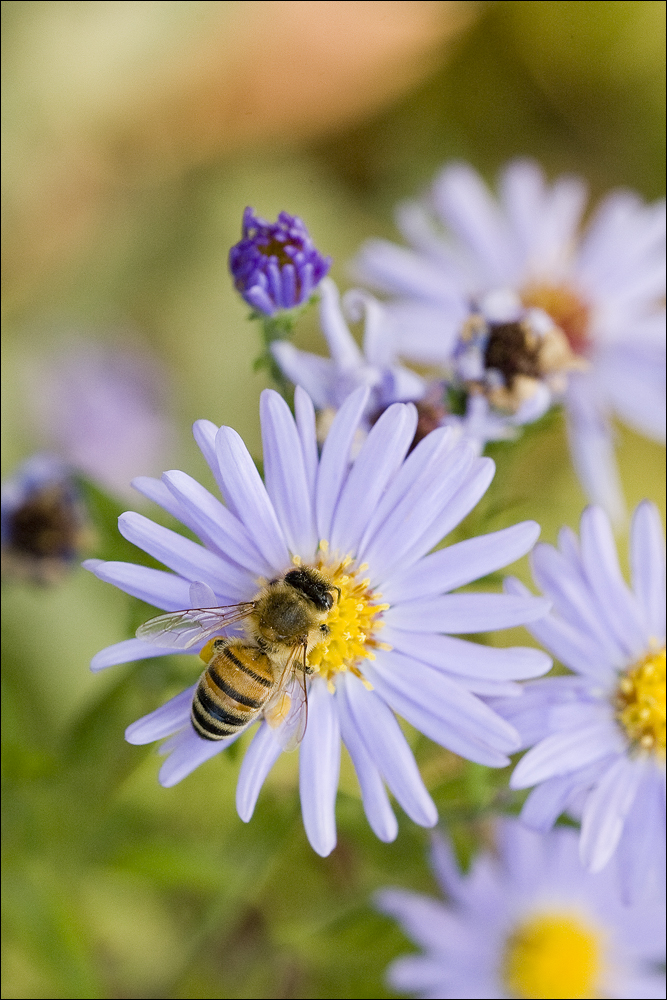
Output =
[
  {"x1": 615, "y1": 761, "x2": 667, "y2": 902},
  {"x1": 381, "y1": 521, "x2": 540, "y2": 603},
  {"x1": 510, "y1": 723, "x2": 623, "y2": 789},
  {"x1": 432, "y1": 162, "x2": 515, "y2": 285},
  {"x1": 381, "y1": 627, "x2": 551, "y2": 680},
  {"x1": 504, "y1": 575, "x2": 612, "y2": 680},
  {"x1": 159, "y1": 725, "x2": 239, "y2": 787},
  {"x1": 341, "y1": 673, "x2": 437, "y2": 826},
  {"x1": 365, "y1": 661, "x2": 512, "y2": 768},
  {"x1": 354, "y1": 238, "x2": 460, "y2": 302},
  {"x1": 90, "y1": 637, "x2": 174, "y2": 671},
  {"x1": 271, "y1": 342, "x2": 336, "y2": 410},
  {"x1": 315, "y1": 386, "x2": 369, "y2": 542},
  {"x1": 162, "y1": 469, "x2": 269, "y2": 576},
  {"x1": 132, "y1": 475, "x2": 233, "y2": 557},
  {"x1": 337, "y1": 687, "x2": 398, "y2": 842},
  {"x1": 125, "y1": 686, "x2": 197, "y2": 744},
  {"x1": 329, "y1": 402, "x2": 417, "y2": 555},
  {"x1": 372, "y1": 650, "x2": 520, "y2": 751},
  {"x1": 519, "y1": 756, "x2": 614, "y2": 832},
  {"x1": 580, "y1": 755, "x2": 642, "y2": 873},
  {"x1": 299, "y1": 679, "x2": 340, "y2": 856},
  {"x1": 215, "y1": 426, "x2": 290, "y2": 570},
  {"x1": 360, "y1": 438, "x2": 474, "y2": 584},
  {"x1": 236, "y1": 721, "x2": 283, "y2": 821},
  {"x1": 530, "y1": 542, "x2": 625, "y2": 664},
  {"x1": 385, "y1": 593, "x2": 550, "y2": 633},
  {"x1": 599, "y1": 339, "x2": 667, "y2": 443},
  {"x1": 118, "y1": 511, "x2": 250, "y2": 601},
  {"x1": 293, "y1": 386, "x2": 318, "y2": 505},
  {"x1": 318, "y1": 278, "x2": 364, "y2": 368},
  {"x1": 630, "y1": 500, "x2": 666, "y2": 640},
  {"x1": 579, "y1": 505, "x2": 647, "y2": 657},
  {"x1": 565, "y1": 375, "x2": 626, "y2": 525},
  {"x1": 376, "y1": 889, "x2": 468, "y2": 955},
  {"x1": 84, "y1": 559, "x2": 191, "y2": 611},
  {"x1": 192, "y1": 419, "x2": 226, "y2": 495},
  {"x1": 260, "y1": 390, "x2": 317, "y2": 560}
]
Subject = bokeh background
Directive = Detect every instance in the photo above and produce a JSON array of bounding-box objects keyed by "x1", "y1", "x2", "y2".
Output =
[{"x1": 2, "y1": 2, "x2": 665, "y2": 997}]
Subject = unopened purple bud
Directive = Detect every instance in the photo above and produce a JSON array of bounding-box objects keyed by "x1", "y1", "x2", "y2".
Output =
[{"x1": 229, "y1": 207, "x2": 331, "y2": 315}]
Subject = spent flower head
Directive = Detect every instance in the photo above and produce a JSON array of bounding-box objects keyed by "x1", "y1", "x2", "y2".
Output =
[
  {"x1": 494, "y1": 501, "x2": 666, "y2": 899},
  {"x1": 1, "y1": 453, "x2": 91, "y2": 583},
  {"x1": 85, "y1": 386, "x2": 552, "y2": 856},
  {"x1": 355, "y1": 159, "x2": 666, "y2": 523},
  {"x1": 377, "y1": 820, "x2": 666, "y2": 1000}
]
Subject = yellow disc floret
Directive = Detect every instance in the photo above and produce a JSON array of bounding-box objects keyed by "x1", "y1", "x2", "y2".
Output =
[
  {"x1": 502, "y1": 911, "x2": 604, "y2": 999},
  {"x1": 307, "y1": 542, "x2": 389, "y2": 689},
  {"x1": 615, "y1": 647, "x2": 666, "y2": 758}
]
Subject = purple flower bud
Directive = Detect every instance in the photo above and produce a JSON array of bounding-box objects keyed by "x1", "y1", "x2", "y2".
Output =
[{"x1": 229, "y1": 207, "x2": 331, "y2": 315}]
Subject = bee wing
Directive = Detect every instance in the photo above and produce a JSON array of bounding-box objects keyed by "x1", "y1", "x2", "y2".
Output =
[
  {"x1": 266, "y1": 646, "x2": 309, "y2": 752},
  {"x1": 135, "y1": 603, "x2": 256, "y2": 649}
]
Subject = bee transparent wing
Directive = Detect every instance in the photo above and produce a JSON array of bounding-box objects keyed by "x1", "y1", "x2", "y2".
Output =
[
  {"x1": 135, "y1": 603, "x2": 256, "y2": 649},
  {"x1": 265, "y1": 647, "x2": 309, "y2": 752}
]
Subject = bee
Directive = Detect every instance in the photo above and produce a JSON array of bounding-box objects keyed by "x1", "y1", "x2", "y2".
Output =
[{"x1": 136, "y1": 567, "x2": 339, "y2": 750}]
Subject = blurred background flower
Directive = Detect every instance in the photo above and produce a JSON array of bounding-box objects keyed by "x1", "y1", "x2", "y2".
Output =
[
  {"x1": 2, "y1": 2, "x2": 665, "y2": 998},
  {"x1": 377, "y1": 821, "x2": 666, "y2": 999}
]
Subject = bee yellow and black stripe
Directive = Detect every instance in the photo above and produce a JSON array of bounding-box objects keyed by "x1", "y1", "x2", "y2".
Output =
[{"x1": 191, "y1": 641, "x2": 274, "y2": 740}]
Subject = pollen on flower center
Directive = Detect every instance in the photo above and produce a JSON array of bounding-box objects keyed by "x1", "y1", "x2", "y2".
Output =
[
  {"x1": 501, "y1": 911, "x2": 603, "y2": 999},
  {"x1": 307, "y1": 544, "x2": 389, "y2": 688},
  {"x1": 522, "y1": 282, "x2": 591, "y2": 357},
  {"x1": 615, "y1": 647, "x2": 666, "y2": 758}
]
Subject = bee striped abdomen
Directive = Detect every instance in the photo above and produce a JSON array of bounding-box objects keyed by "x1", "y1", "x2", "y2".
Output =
[{"x1": 191, "y1": 640, "x2": 275, "y2": 741}]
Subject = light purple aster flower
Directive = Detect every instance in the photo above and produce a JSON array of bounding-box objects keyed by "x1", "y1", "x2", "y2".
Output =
[
  {"x1": 272, "y1": 278, "x2": 511, "y2": 453},
  {"x1": 229, "y1": 207, "x2": 331, "y2": 316},
  {"x1": 1, "y1": 452, "x2": 90, "y2": 583},
  {"x1": 27, "y1": 338, "x2": 177, "y2": 501},
  {"x1": 84, "y1": 386, "x2": 552, "y2": 856},
  {"x1": 377, "y1": 819, "x2": 666, "y2": 1000},
  {"x1": 492, "y1": 502, "x2": 666, "y2": 899},
  {"x1": 355, "y1": 159, "x2": 666, "y2": 523}
]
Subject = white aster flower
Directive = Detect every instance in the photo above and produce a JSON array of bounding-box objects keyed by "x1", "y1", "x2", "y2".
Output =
[
  {"x1": 377, "y1": 820, "x2": 666, "y2": 1000},
  {"x1": 494, "y1": 502, "x2": 665, "y2": 898},
  {"x1": 85, "y1": 386, "x2": 551, "y2": 856},
  {"x1": 355, "y1": 159, "x2": 666, "y2": 522}
]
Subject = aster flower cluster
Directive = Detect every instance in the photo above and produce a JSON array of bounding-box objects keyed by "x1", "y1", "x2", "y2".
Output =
[{"x1": 28, "y1": 180, "x2": 660, "y2": 997}]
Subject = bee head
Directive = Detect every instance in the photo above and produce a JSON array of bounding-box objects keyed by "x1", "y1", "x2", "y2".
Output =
[{"x1": 283, "y1": 567, "x2": 338, "y2": 612}]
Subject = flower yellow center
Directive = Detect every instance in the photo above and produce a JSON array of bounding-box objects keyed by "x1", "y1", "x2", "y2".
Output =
[
  {"x1": 502, "y1": 911, "x2": 604, "y2": 999},
  {"x1": 522, "y1": 282, "x2": 591, "y2": 356},
  {"x1": 306, "y1": 543, "x2": 389, "y2": 689},
  {"x1": 615, "y1": 647, "x2": 666, "y2": 758}
]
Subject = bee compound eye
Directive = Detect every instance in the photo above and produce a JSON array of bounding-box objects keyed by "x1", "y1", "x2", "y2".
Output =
[{"x1": 323, "y1": 592, "x2": 334, "y2": 609}]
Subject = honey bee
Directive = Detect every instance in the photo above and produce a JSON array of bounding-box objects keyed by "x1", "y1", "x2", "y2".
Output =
[{"x1": 136, "y1": 567, "x2": 339, "y2": 750}]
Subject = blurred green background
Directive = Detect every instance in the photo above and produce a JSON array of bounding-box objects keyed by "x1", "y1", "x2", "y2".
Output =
[{"x1": 2, "y1": 3, "x2": 665, "y2": 997}]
